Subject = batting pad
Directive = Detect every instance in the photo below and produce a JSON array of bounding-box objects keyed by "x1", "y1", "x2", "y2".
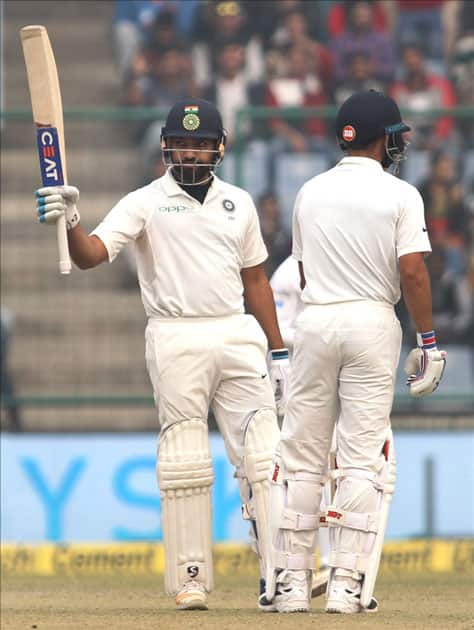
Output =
[
  {"x1": 326, "y1": 430, "x2": 396, "y2": 609},
  {"x1": 243, "y1": 408, "x2": 280, "y2": 575},
  {"x1": 360, "y1": 433, "x2": 396, "y2": 608},
  {"x1": 157, "y1": 420, "x2": 214, "y2": 595},
  {"x1": 266, "y1": 455, "x2": 322, "y2": 599}
]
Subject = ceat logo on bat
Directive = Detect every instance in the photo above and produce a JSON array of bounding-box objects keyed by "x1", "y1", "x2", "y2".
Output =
[
  {"x1": 36, "y1": 126, "x2": 64, "y2": 185},
  {"x1": 342, "y1": 125, "x2": 356, "y2": 142}
]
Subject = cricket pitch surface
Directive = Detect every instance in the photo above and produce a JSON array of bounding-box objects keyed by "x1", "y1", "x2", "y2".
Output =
[{"x1": 2, "y1": 573, "x2": 473, "y2": 630}]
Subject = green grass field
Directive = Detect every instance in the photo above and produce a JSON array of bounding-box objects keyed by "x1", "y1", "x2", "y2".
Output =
[{"x1": 2, "y1": 573, "x2": 473, "y2": 630}]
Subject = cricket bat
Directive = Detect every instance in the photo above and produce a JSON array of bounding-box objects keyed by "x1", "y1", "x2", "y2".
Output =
[{"x1": 20, "y1": 25, "x2": 71, "y2": 275}]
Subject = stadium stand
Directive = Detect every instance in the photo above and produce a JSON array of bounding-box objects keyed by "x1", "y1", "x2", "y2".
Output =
[
  {"x1": 1, "y1": 0, "x2": 472, "y2": 431},
  {"x1": 1, "y1": 1, "x2": 153, "y2": 430}
]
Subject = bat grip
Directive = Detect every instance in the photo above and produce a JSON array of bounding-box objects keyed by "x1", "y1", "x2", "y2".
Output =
[{"x1": 57, "y1": 213, "x2": 71, "y2": 274}]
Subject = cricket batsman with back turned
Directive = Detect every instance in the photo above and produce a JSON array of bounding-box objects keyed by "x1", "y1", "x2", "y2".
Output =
[{"x1": 265, "y1": 90, "x2": 446, "y2": 614}]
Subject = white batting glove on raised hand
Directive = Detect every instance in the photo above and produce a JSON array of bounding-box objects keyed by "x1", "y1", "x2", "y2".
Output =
[
  {"x1": 269, "y1": 348, "x2": 290, "y2": 416},
  {"x1": 404, "y1": 331, "x2": 446, "y2": 397},
  {"x1": 35, "y1": 185, "x2": 80, "y2": 230}
]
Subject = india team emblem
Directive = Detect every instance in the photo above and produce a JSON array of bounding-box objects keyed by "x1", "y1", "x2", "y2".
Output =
[
  {"x1": 342, "y1": 125, "x2": 356, "y2": 142},
  {"x1": 222, "y1": 199, "x2": 235, "y2": 212},
  {"x1": 183, "y1": 105, "x2": 200, "y2": 131}
]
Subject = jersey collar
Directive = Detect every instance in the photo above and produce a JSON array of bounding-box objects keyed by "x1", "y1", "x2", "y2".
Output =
[{"x1": 338, "y1": 156, "x2": 383, "y2": 170}]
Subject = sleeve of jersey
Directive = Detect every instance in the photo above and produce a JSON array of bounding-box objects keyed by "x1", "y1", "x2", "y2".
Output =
[
  {"x1": 89, "y1": 192, "x2": 149, "y2": 263},
  {"x1": 291, "y1": 190, "x2": 303, "y2": 261},
  {"x1": 241, "y1": 197, "x2": 268, "y2": 268},
  {"x1": 396, "y1": 184, "x2": 432, "y2": 259}
]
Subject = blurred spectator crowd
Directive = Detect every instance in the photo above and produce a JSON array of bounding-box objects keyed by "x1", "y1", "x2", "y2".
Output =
[{"x1": 113, "y1": 0, "x2": 473, "y2": 345}]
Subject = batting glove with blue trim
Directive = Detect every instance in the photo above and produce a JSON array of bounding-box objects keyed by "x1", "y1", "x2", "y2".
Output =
[{"x1": 35, "y1": 185, "x2": 80, "y2": 230}]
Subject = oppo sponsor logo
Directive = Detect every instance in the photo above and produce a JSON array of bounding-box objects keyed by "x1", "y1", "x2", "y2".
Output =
[{"x1": 158, "y1": 205, "x2": 192, "y2": 213}]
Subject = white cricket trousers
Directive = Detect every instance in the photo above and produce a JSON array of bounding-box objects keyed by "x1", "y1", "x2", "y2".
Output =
[
  {"x1": 145, "y1": 314, "x2": 276, "y2": 466},
  {"x1": 281, "y1": 300, "x2": 402, "y2": 475}
]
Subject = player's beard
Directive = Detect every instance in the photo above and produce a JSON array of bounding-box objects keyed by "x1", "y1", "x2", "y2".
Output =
[{"x1": 172, "y1": 162, "x2": 212, "y2": 185}]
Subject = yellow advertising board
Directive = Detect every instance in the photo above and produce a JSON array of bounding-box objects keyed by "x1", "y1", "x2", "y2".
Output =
[{"x1": 1, "y1": 539, "x2": 473, "y2": 577}]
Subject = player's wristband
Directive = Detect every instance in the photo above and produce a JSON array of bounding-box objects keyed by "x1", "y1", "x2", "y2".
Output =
[
  {"x1": 416, "y1": 330, "x2": 437, "y2": 350},
  {"x1": 270, "y1": 348, "x2": 289, "y2": 361}
]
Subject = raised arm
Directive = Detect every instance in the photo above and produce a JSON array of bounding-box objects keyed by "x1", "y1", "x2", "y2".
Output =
[{"x1": 68, "y1": 228, "x2": 108, "y2": 269}]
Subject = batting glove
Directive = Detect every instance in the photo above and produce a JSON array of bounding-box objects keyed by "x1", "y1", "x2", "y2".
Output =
[
  {"x1": 269, "y1": 348, "x2": 290, "y2": 416},
  {"x1": 404, "y1": 331, "x2": 446, "y2": 397},
  {"x1": 35, "y1": 185, "x2": 80, "y2": 230}
]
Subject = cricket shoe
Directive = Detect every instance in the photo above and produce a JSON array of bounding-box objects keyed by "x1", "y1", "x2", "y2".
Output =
[
  {"x1": 311, "y1": 566, "x2": 330, "y2": 598},
  {"x1": 258, "y1": 578, "x2": 277, "y2": 612},
  {"x1": 326, "y1": 583, "x2": 378, "y2": 614},
  {"x1": 175, "y1": 579, "x2": 208, "y2": 610},
  {"x1": 274, "y1": 570, "x2": 311, "y2": 613}
]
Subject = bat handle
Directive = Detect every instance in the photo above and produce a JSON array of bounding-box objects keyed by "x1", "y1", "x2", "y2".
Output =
[{"x1": 57, "y1": 213, "x2": 71, "y2": 274}]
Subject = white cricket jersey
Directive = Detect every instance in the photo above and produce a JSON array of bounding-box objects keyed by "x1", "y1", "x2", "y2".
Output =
[
  {"x1": 270, "y1": 256, "x2": 302, "y2": 348},
  {"x1": 292, "y1": 156, "x2": 432, "y2": 306},
  {"x1": 91, "y1": 170, "x2": 268, "y2": 318}
]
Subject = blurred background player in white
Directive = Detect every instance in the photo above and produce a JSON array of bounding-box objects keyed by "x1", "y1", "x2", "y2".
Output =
[
  {"x1": 270, "y1": 256, "x2": 303, "y2": 352},
  {"x1": 270, "y1": 255, "x2": 330, "y2": 597},
  {"x1": 266, "y1": 90, "x2": 446, "y2": 614},
  {"x1": 33, "y1": 98, "x2": 290, "y2": 612}
]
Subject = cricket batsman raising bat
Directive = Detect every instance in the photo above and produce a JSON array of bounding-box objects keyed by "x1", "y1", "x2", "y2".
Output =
[
  {"x1": 31, "y1": 96, "x2": 290, "y2": 612},
  {"x1": 21, "y1": 24, "x2": 77, "y2": 274}
]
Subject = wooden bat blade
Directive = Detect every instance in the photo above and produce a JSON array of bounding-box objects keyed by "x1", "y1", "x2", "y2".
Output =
[
  {"x1": 20, "y1": 24, "x2": 71, "y2": 274},
  {"x1": 20, "y1": 24, "x2": 67, "y2": 178}
]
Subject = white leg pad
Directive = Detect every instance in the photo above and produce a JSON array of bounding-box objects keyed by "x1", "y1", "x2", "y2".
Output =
[
  {"x1": 360, "y1": 434, "x2": 396, "y2": 608},
  {"x1": 157, "y1": 420, "x2": 214, "y2": 595},
  {"x1": 266, "y1": 446, "x2": 323, "y2": 600},
  {"x1": 317, "y1": 430, "x2": 337, "y2": 566},
  {"x1": 241, "y1": 407, "x2": 280, "y2": 575},
  {"x1": 326, "y1": 431, "x2": 396, "y2": 609},
  {"x1": 317, "y1": 482, "x2": 332, "y2": 567}
]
